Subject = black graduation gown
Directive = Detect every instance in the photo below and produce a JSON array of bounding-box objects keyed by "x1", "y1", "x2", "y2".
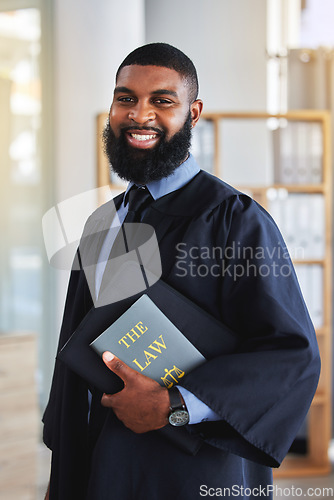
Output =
[{"x1": 43, "y1": 170, "x2": 320, "y2": 500}]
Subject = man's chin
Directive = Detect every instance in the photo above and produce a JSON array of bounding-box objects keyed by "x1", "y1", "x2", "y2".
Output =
[
  {"x1": 123, "y1": 146, "x2": 159, "y2": 167},
  {"x1": 127, "y1": 143, "x2": 159, "y2": 154},
  {"x1": 127, "y1": 147, "x2": 153, "y2": 158}
]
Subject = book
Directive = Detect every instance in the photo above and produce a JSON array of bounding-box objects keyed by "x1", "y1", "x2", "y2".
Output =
[
  {"x1": 90, "y1": 294, "x2": 206, "y2": 389},
  {"x1": 58, "y1": 277, "x2": 238, "y2": 395},
  {"x1": 58, "y1": 275, "x2": 239, "y2": 455}
]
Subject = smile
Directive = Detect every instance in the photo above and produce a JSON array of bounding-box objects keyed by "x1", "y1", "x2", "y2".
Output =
[
  {"x1": 125, "y1": 130, "x2": 161, "y2": 149},
  {"x1": 130, "y1": 133, "x2": 158, "y2": 141}
]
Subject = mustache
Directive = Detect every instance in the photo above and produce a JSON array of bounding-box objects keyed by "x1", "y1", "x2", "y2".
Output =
[{"x1": 121, "y1": 125, "x2": 165, "y2": 135}]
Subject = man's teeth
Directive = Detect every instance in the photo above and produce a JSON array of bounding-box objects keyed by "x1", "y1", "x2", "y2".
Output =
[{"x1": 130, "y1": 133, "x2": 157, "y2": 141}]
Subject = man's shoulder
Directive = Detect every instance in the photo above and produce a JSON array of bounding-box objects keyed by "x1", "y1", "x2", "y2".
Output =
[
  {"x1": 180, "y1": 170, "x2": 277, "y2": 229},
  {"x1": 195, "y1": 170, "x2": 242, "y2": 198},
  {"x1": 156, "y1": 170, "x2": 249, "y2": 218}
]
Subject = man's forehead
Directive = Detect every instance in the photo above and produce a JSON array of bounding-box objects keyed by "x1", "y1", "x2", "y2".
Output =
[{"x1": 115, "y1": 64, "x2": 187, "y2": 93}]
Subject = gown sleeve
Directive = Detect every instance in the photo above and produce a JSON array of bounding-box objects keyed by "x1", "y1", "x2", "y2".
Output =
[{"x1": 179, "y1": 194, "x2": 320, "y2": 467}]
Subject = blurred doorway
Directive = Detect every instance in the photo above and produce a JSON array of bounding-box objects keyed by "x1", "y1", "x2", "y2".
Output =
[
  {"x1": 0, "y1": 6, "x2": 44, "y2": 499},
  {"x1": 0, "y1": 9, "x2": 42, "y2": 335}
]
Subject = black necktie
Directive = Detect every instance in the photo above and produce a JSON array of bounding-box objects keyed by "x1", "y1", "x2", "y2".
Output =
[
  {"x1": 98, "y1": 185, "x2": 153, "y2": 294},
  {"x1": 123, "y1": 185, "x2": 153, "y2": 223}
]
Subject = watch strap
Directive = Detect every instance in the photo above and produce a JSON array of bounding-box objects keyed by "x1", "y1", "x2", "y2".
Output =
[{"x1": 168, "y1": 386, "x2": 186, "y2": 410}]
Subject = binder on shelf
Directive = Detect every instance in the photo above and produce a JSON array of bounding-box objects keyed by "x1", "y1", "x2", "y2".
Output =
[
  {"x1": 272, "y1": 121, "x2": 323, "y2": 185},
  {"x1": 281, "y1": 194, "x2": 298, "y2": 257},
  {"x1": 309, "y1": 194, "x2": 325, "y2": 259},
  {"x1": 268, "y1": 193, "x2": 325, "y2": 261},
  {"x1": 294, "y1": 264, "x2": 324, "y2": 330},
  {"x1": 191, "y1": 119, "x2": 215, "y2": 174},
  {"x1": 296, "y1": 122, "x2": 310, "y2": 184},
  {"x1": 296, "y1": 194, "x2": 311, "y2": 259},
  {"x1": 311, "y1": 265, "x2": 324, "y2": 329},
  {"x1": 273, "y1": 123, "x2": 295, "y2": 184},
  {"x1": 309, "y1": 122, "x2": 323, "y2": 184}
]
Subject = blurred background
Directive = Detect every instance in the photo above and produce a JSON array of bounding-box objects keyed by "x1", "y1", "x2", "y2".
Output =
[{"x1": 0, "y1": 0, "x2": 334, "y2": 498}]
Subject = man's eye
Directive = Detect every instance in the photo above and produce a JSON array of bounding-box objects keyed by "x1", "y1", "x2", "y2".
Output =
[
  {"x1": 154, "y1": 98, "x2": 172, "y2": 104},
  {"x1": 118, "y1": 97, "x2": 134, "y2": 103}
]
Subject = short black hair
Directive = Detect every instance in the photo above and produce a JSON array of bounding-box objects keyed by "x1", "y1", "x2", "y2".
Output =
[{"x1": 116, "y1": 42, "x2": 199, "y2": 103}]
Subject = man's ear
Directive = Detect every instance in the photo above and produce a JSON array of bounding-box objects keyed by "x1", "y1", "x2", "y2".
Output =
[{"x1": 190, "y1": 99, "x2": 203, "y2": 128}]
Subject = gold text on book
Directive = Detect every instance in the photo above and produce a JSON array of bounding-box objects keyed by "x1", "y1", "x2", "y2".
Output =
[
  {"x1": 118, "y1": 321, "x2": 148, "y2": 348},
  {"x1": 132, "y1": 335, "x2": 167, "y2": 371},
  {"x1": 117, "y1": 320, "x2": 169, "y2": 372}
]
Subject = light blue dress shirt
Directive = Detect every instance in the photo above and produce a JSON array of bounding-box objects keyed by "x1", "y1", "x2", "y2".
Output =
[{"x1": 95, "y1": 154, "x2": 221, "y2": 425}]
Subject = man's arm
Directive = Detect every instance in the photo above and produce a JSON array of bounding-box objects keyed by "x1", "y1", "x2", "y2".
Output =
[{"x1": 168, "y1": 194, "x2": 321, "y2": 467}]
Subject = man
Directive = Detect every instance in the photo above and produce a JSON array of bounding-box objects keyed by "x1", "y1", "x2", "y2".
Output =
[{"x1": 43, "y1": 43, "x2": 320, "y2": 499}]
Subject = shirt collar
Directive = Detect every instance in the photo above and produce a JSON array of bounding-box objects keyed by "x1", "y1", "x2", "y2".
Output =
[{"x1": 123, "y1": 154, "x2": 200, "y2": 206}]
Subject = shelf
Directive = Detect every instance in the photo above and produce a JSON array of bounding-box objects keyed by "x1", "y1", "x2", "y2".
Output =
[
  {"x1": 272, "y1": 184, "x2": 326, "y2": 193},
  {"x1": 273, "y1": 457, "x2": 332, "y2": 478},
  {"x1": 293, "y1": 260, "x2": 324, "y2": 265},
  {"x1": 312, "y1": 392, "x2": 330, "y2": 406},
  {"x1": 236, "y1": 185, "x2": 326, "y2": 194},
  {"x1": 202, "y1": 110, "x2": 331, "y2": 122},
  {"x1": 315, "y1": 327, "x2": 327, "y2": 337}
]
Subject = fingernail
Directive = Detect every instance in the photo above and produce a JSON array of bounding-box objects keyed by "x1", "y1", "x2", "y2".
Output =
[{"x1": 103, "y1": 351, "x2": 114, "y2": 362}]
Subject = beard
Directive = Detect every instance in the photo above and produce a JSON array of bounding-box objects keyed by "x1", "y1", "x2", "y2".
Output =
[{"x1": 102, "y1": 112, "x2": 192, "y2": 184}]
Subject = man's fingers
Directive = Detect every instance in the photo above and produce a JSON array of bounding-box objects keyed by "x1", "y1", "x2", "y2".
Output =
[
  {"x1": 103, "y1": 351, "x2": 115, "y2": 363},
  {"x1": 102, "y1": 351, "x2": 135, "y2": 383},
  {"x1": 101, "y1": 392, "x2": 115, "y2": 407}
]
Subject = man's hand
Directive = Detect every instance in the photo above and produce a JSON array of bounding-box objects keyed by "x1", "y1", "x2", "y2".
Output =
[{"x1": 101, "y1": 351, "x2": 170, "y2": 433}]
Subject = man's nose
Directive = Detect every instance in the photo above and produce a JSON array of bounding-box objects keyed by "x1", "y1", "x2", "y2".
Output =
[{"x1": 128, "y1": 101, "x2": 155, "y2": 124}]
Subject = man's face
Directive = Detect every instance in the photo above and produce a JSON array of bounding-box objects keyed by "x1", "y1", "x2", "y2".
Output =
[{"x1": 103, "y1": 64, "x2": 202, "y2": 184}]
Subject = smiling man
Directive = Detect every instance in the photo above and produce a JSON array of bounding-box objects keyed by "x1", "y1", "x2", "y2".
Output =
[
  {"x1": 103, "y1": 60, "x2": 201, "y2": 184},
  {"x1": 43, "y1": 43, "x2": 320, "y2": 500}
]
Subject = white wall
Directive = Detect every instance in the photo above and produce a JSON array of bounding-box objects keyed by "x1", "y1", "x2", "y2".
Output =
[
  {"x1": 301, "y1": 0, "x2": 334, "y2": 47},
  {"x1": 54, "y1": 0, "x2": 145, "y2": 202},
  {"x1": 145, "y1": 0, "x2": 267, "y2": 111}
]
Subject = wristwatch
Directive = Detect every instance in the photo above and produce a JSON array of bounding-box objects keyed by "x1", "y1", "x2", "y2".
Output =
[{"x1": 168, "y1": 386, "x2": 189, "y2": 426}]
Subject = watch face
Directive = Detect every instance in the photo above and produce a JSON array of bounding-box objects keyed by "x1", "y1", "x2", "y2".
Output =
[{"x1": 168, "y1": 409, "x2": 189, "y2": 427}]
